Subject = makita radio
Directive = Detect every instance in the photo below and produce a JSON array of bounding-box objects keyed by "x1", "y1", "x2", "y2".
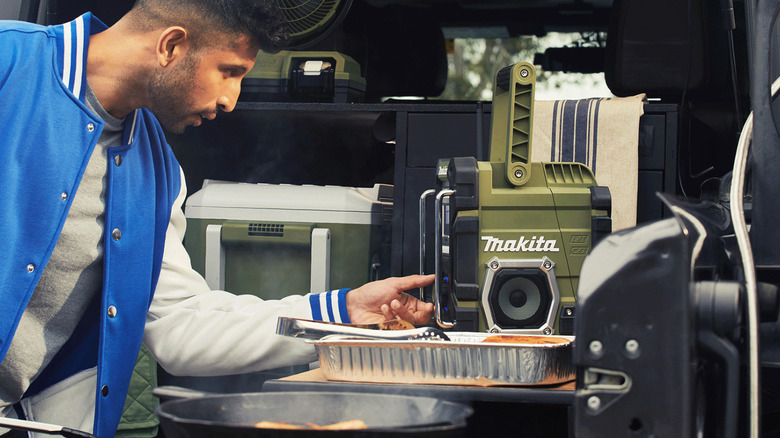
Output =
[{"x1": 421, "y1": 62, "x2": 612, "y2": 334}]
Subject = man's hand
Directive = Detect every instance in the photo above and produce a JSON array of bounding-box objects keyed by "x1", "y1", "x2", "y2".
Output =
[{"x1": 346, "y1": 275, "x2": 435, "y2": 325}]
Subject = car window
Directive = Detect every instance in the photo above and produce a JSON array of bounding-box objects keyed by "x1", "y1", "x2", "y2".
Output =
[{"x1": 439, "y1": 32, "x2": 612, "y2": 101}]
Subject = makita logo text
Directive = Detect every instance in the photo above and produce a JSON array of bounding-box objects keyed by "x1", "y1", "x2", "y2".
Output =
[{"x1": 481, "y1": 235, "x2": 560, "y2": 252}]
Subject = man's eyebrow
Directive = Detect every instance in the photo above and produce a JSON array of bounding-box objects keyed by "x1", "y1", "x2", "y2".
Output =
[{"x1": 221, "y1": 64, "x2": 250, "y2": 74}]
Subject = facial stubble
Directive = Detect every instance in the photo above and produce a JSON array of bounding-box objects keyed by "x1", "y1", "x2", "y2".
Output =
[{"x1": 147, "y1": 53, "x2": 201, "y2": 134}]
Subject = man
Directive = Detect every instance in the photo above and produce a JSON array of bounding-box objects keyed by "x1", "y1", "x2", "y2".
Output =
[{"x1": 0, "y1": 0, "x2": 435, "y2": 436}]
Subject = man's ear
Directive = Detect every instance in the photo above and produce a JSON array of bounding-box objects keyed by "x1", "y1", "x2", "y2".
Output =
[{"x1": 156, "y1": 26, "x2": 189, "y2": 67}]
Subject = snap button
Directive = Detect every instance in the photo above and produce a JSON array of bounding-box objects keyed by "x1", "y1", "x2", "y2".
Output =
[
  {"x1": 87, "y1": 123, "x2": 95, "y2": 132},
  {"x1": 101, "y1": 385, "x2": 109, "y2": 397},
  {"x1": 107, "y1": 306, "x2": 117, "y2": 318},
  {"x1": 26, "y1": 264, "x2": 35, "y2": 273},
  {"x1": 61, "y1": 192, "x2": 68, "y2": 201},
  {"x1": 114, "y1": 154, "x2": 122, "y2": 166},
  {"x1": 112, "y1": 228, "x2": 122, "y2": 241}
]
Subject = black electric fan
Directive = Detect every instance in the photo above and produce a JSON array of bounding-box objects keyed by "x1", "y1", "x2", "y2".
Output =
[{"x1": 274, "y1": 0, "x2": 353, "y2": 49}]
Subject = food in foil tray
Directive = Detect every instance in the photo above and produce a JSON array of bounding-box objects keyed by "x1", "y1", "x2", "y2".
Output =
[{"x1": 312, "y1": 332, "x2": 575, "y2": 386}]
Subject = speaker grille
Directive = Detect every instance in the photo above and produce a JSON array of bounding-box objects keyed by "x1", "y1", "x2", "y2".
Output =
[{"x1": 488, "y1": 268, "x2": 552, "y2": 329}]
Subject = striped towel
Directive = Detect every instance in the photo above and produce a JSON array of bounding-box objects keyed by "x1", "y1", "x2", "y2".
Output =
[{"x1": 531, "y1": 94, "x2": 646, "y2": 231}]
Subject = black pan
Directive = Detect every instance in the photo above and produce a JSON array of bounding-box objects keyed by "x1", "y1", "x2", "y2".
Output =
[{"x1": 155, "y1": 390, "x2": 473, "y2": 437}]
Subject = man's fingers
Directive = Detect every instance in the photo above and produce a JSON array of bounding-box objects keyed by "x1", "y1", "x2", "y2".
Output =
[
  {"x1": 391, "y1": 299, "x2": 434, "y2": 325},
  {"x1": 390, "y1": 299, "x2": 412, "y2": 321},
  {"x1": 380, "y1": 303, "x2": 395, "y2": 321},
  {"x1": 388, "y1": 274, "x2": 435, "y2": 293},
  {"x1": 415, "y1": 302, "x2": 435, "y2": 324}
]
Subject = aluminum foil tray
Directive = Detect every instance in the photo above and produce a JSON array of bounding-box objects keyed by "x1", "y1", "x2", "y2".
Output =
[{"x1": 310, "y1": 332, "x2": 575, "y2": 386}]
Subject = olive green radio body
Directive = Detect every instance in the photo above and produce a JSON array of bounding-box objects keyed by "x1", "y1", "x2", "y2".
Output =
[{"x1": 427, "y1": 63, "x2": 612, "y2": 335}]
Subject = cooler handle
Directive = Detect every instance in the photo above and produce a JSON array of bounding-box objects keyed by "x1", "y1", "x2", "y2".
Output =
[
  {"x1": 204, "y1": 225, "x2": 331, "y2": 293},
  {"x1": 204, "y1": 224, "x2": 225, "y2": 290},
  {"x1": 310, "y1": 228, "x2": 331, "y2": 292}
]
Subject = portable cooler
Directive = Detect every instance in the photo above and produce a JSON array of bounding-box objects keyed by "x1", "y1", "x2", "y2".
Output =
[{"x1": 184, "y1": 180, "x2": 393, "y2": 298}]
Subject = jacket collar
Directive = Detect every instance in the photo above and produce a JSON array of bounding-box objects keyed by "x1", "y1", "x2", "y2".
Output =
[
  {"x1": 54, "y1": 12, "x2": 108, "y2": 103},
  {"x1": 53, "y1": 13, "x2": 141, "y2": 145}
]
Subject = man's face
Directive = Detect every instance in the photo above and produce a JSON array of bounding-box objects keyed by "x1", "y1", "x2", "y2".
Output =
[{"x1": 147, "y1": 35, "x2": 258, "y2": 134}]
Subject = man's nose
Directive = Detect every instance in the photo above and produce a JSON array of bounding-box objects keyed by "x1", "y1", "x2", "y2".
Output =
[{"x1": 217, "y1": 80, "x2": 241, "y2": 112}]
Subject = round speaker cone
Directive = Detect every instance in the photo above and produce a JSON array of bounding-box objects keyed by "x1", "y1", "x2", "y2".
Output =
[{"x1": 497, "y1": 277, "x2": 541, "y2": 320}]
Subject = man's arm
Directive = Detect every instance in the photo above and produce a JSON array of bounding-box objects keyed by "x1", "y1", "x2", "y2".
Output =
[
  {"x1": 144, "y1": 168, "x2": 318, "y2": 376},
  {"x1": 143, "y1": 168, "x2": 436, "y2": 377}
]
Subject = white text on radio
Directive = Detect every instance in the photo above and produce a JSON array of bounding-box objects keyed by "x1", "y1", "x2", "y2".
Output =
[{"x1": 481, "y1": 235, "x2": 560, "y2": 252}]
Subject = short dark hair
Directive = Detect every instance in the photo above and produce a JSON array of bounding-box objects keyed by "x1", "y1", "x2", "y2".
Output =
[{"x1": 129, "y1": 0, "x2": 290, "y2": 53}]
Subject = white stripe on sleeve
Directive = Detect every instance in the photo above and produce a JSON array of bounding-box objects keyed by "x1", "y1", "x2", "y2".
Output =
[
  {"x1": 331, "y1": 291, "x2": 341, "y2": 323},
  {"x1": 319, "y1": 293, "x2": 330, "y2": 322}
]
